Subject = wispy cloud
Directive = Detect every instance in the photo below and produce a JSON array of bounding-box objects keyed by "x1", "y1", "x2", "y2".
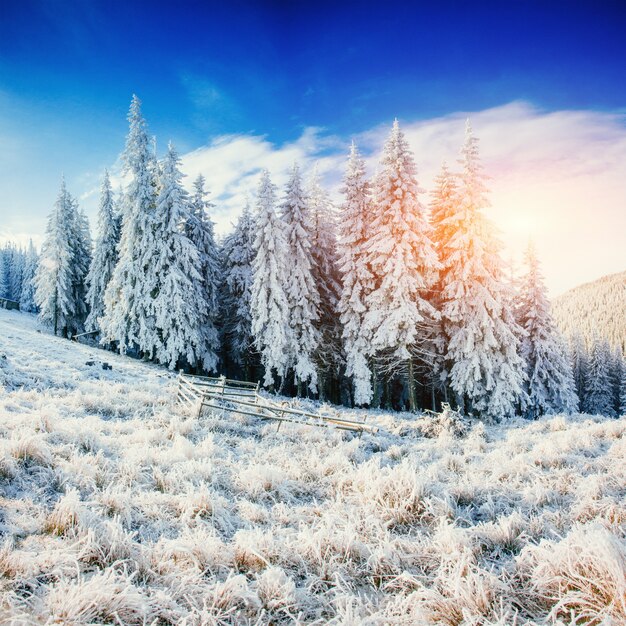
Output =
[
  {"x1": 2, "y1": 101, "x2": 624, "y2": 295},
  {"x1": 180, "y1": 101, "x2": 626, "y2": 295}
]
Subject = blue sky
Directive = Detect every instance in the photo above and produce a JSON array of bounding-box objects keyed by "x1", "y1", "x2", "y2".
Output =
[{"x1": 1, "y1": 0, "x2": 625, "y2": 293}]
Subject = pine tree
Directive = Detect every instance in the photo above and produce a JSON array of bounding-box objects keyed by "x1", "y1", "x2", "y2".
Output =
[
  {"x1": 441, "y1": 120, "x2": 526, "y2": 419},
  {"x1": 307, "y1": 165, "x2": 342, "y2": 399},
  {"x1": 518, "y1": 244, "x2": 578, "y2": 417},
  {"x1": 101, "y1": 95, "x2": 157, "y2": 356},
  {"x1": 609, "y1": 347, "x2": 624, "y2": 416},
  {"x1": 186, "y1": 174, "x2": 220, "y2": 371},
  {"x1": 583, "y1": 338, "x2": 616, "y2": 416},
  {"x1": 362, "y1": 120, "x2": 439, "y2": 411},
  {"x1": 35, "y1": 179, "x2": 78, "y2": 336},
  {"x1": 281, "y1": 163, "x2": 320, "y2": 393},
  {"x1": 148, "y1": 144, "x2": 216, "y2": 370},
  {"x1": 337, "y1": 142, "x2": 375, "y2": 405},
  {"x1": 429, "y1": 161, "x2": 459, "y2": 405},
  {"x1": 70, "y1": 204, "x2": 92, "y2": 332},
  {"x1": 85, "y1": 171, "x2": 120, "y2": 333},
  {"x1": 19, "y1": 240, "x2": 39, "y2": 313},
  {"x1": 221, "y1": 200, "x2": 257, "y2": 378},
  {"x1": 571, "y1": 334, "x2": 588, "y2": 411},
  {"x1": 8, "y1": 246, "x2": 24, "y2": 303},
  {"x1": 0, "y1": 247, "x2": 8, "y2": 299},
  {"x1": 250, "y1": 170, "x2": 292, "y2": 388},
  {"x1": 619, "y1": 361, "x2": 626, "y2": 416}
]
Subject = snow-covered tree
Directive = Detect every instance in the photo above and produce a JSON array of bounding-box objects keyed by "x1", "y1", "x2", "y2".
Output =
[
  {"x1": 85, "y1": 171, "x2": 120, "y2": 333},
  {"x1": 609, "y1": 347, "x2": 624, "y2": 416},
  {"x1": 8, "y1": 246, "x2": 24, "y2": 303},
  {"x1": 337, "y1": 142, "x2": 375, "y2": 406},
  {"x1": 0, "y1": 244, "x2": 26, "y2": 302},
  {"x1": 221, "y1": 200, "x2": 257, "y2": 378},
  {"x1": 281, "y1": 164, "x2": 320, "y2": 392},
  {"x1": 148, "y1": 144, "x2": 216, "y2": 370},
  {"x1": 570, "y1": 334, "x2": 588, "y2": 411},
  {"x1": 308, "y1": 165, "x2": 342, "y2": 399},
  {"x1": 186, "y1": 174, "x2": 220, "y2": 370},
  {"x1": 19, "y1": 240, "x2": 39, "y2": 313},
  {"x1": 440, "y1": 120, "x2": 526, "y2": 419},
  {"x1": 0, "y1": 247, "x2": 8, "y2": 299},
  {"x1": 517, "y1": 244, "x2": 578, "y2": 417},
  {"x1": 583, "y1": 338, "x2": 616, "y2": 417},
  {"x1": 69, "y1": 205, "x2": 92, "y2": 332},
  {"x1": 35, "y1": 179, "x2": 79, "y2": 336},
  {"x1": 362, "y1": 120, "x2": 439, "y2": 411},
  {"x1": 429, "y1": 161, "x2": 460, "y2": 405},
  {"x1": 101, "y1": 95, "x2": 157, "y2": 355},
  {"x1": 250, "y1": 170, "x2": 292, "y2": 389}
]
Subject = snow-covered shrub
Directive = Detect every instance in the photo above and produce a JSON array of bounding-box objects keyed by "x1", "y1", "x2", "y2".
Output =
[
  {"x1": 43, "y1": 489, "x2": 86, "y2": 536},
  {"x1": 417, "y1": 404, "x2": 470, "y2": 439},
  {"x1": 517, "y1": 524, "x2": 626, "y2": 623},
  {"x1": 10, "y1": 432, "x2": 53, "y2": 466},
  {"x1": 256, "y1": 566, "x2": 297, "y2": 615},
  {"x1": 43, "y1": 569, "x2": 147, "y2": 624}
]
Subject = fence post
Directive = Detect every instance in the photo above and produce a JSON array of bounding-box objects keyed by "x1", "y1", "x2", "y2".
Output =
[{"x1": 177, "y1": 369, "x2": 184, "y2": 404}]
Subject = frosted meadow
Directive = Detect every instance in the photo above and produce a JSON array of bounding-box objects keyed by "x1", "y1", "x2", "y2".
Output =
[{"x1": 0, "y1": 310, "x2": 625, "y2": 624}]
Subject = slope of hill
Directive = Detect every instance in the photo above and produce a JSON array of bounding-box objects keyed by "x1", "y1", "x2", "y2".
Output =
[
  {"x1": 1, "y1": 309, "x2": 625, "y2": 624},
  {"x1": 552, "y1": 270, "x2": 626, "y2": 352}
]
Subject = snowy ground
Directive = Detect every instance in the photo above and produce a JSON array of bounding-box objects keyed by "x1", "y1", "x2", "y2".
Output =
[{"x1": 0, "y1": 309, "x2": 625, "y2": 625}]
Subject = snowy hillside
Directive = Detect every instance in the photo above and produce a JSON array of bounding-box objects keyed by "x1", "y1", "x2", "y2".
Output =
[
  {"x1": 553, "y1": 270, "x2": 626, "y2": 352},
  {"x1": 1, "y1": 308, "x2": 625, "y2": 624}
]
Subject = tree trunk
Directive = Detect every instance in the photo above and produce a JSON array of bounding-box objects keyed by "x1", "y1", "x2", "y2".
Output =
[
  {"x1": 431, "y1": 380, "x2": 436, "y2": 412},
  {"x1": 371, "y1": 361, "x2": 382, "y2": 409},
  {"x1": 318, "y1": 372, "x2": 326, "y2": 402},
  {"x1": 384, "y1": 379, "x2": 393, "y2": 410},
  {"x1": 407, "y1": 358, "x2": 417, "y2": 412}
]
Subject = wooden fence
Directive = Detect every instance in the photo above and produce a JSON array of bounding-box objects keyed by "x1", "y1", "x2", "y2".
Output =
[
  {"x1": 0, "y1": 298, "x2": 19, "y2": 311},
  {"x1": 176, "y1": 372, "x2": 378, "y2": 435}
]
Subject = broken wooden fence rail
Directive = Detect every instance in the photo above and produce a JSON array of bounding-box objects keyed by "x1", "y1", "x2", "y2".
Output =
[{"x1": 176, "y1": 371, "x2": 377, "y2": 435}]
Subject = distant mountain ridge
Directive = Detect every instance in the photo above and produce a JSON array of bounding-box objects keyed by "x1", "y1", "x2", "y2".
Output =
[{"x1": 552, "y1": 270, "x2": 626, "y2": 353}]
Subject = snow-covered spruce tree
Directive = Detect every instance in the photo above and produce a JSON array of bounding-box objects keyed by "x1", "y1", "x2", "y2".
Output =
[
  {"x1": 147, "y1": 144, "x2": 216, "y2": 370},
  {"x1": 583, "y1": 338, "x2": 616, "y2": 417},
  {"x1": 0, "y1": 247, "x2": 8, "y2": 299},
  {"x1": 362, "y1": 120, "x2": 439, "y2": 412},
  {"x1": 0, "y1": 243, "x2": 22, "y2": 302},
  {"x1": 19, "y1": 240, "x2": 39, "y2": 313},
  {"x1": 337, "y1": 142, "x2": 375, "y2": 406},
  {"x1": 221, "y1": 200, "x2": 257, "y2": 379},
  {"x1": 308, "y1": 165, "x2": 342, "y2": 400},
  {"x1": 85, "y1": 171, "x2": 120, "y2": 333},
  {"x1": 101, "y1": 95, "x2": 157, "y2": 356},
  {"x1": 250, "y1": 170, "x2": 292, "y2": 389},
  {"x1": 570, "y1": 333, "x2": 588, "y2": 411},
  {"x1": 8, "y1": 245, "x2": 24, "y2": 303},
  {"x1": 517, "y1": 243, "x2": 578, "y2": 417},
  {"x1": 186, "y1": 174, "x2": 220, "y2": 371},
  {"x1": 440, "y1": 120, "x2": 526, "y2": 419},
  {"x1": 429, "y1": 160, "x2": 460, "y2": 407},
  {"x1": 35, "y1": 179, "x2": 79, "y2": 336},
  {"x1": 610, "y1": 347, "x2": 624, "y2": 416},
  {"x1": 281, "y1": 163, "x2": 320, "y2": 393},
  {"x1": 69, "y1": 204, "x2": 92, "y2": 333}
]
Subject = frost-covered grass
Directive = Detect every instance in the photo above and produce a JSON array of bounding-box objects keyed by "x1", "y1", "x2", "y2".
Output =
[{"x1": 1, "y1": 309, "x2": 625, "y2": 625}]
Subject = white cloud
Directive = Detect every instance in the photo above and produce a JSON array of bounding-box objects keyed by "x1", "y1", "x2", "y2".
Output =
[
  {"x1": 179, "y1": 101, "x2": 626, "y2": 295},
  {"x1": 2, "y1": 101, "x2": 624, "y2": 296}
]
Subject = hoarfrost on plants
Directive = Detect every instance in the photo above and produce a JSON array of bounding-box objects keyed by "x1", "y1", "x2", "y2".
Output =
[{"x1": 1, "y1": 309, "x2": 625, "y2": 625}]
